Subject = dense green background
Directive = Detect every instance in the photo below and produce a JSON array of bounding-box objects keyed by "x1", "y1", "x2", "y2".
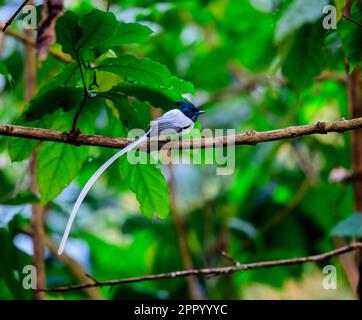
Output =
[{"x1": 0, "y1": 0, "x2": 361, "y2": 299}]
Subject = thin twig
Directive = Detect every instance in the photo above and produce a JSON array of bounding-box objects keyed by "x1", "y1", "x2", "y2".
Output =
[
  {"x1": 34, "y1": 242, "x2": 362, "y2": 292},
  {"x1": 2, "y1": 0, "x2": 29, "y2": 32},
  {"x1": 71, "y1": 94, "x2": 87, "y2": 133},
  {"x1": 342, "y1": 14, "x2": 362, "y2": 29},
  {"x1": 85, "y1": 273, "x2": 101, "y2": 284},
  {"x1": 216, "y1": 249, "x2": 240, "y2": 267},
  {"x1": 75, "y1": 50, "x2": 87, "y2": 95},
  {"x1": 1, "y1": 117, "x2": 362, "y2": 150},
  {"x1": 71, "y1": 50, "x2": 88, "y2": 132}
]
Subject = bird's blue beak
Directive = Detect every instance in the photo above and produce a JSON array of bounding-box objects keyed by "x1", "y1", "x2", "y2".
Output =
[{"x1": 198, "y1": 110, "x2": 206, "y2": 115}]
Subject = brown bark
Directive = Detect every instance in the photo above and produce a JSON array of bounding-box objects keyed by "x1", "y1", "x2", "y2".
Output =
[
  {"x1": 344, "y1": 0, "x2": 362, "y2": 299},
  {"x1": 29, "y1": 155, "x2": 46, "y2": 300},
  {"x1": 168, "y1": 165, "x2": 204, "y2": 300},
  {"x1": 1, "y1": 117, "x2": 362, "y2": 150},
  {"x1": 346, "y1": 64, "x2": 362, "y2": 297}
]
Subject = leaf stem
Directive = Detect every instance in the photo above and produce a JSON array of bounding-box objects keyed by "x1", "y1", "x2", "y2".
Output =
[
  {"x1": 71, "y1": 94, "x2": 87, "y2": 133},
  {"x1": 75, "y1": 50, "x2": 88, "y2": 95},
  {"x1": 71, "y1": 50, "x2": 88, "y2": 133},
  {"x1": 342, "y1": 14, "x2": 362, "y2": 29}
]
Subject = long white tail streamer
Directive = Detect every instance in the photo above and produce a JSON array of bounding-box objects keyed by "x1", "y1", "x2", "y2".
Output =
[{"x1": 58, "y1": 134, "x2": 148, "y2": 255}]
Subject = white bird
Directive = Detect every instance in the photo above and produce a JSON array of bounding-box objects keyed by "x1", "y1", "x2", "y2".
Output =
[{"x1": 58, "y1": 100, "x2": 205, "y2": 254}]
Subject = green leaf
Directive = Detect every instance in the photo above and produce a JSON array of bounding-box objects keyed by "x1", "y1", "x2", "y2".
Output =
[
  {"x1": 24, "y1": 86, "x2": 84, "y2": 121},
  {"x1": 78, "y1": 9, "x2": 118, "y2": 52},
  {"x1": 275, "y1": 0, "x2": 329, "y2": 43},
  {"x1": 331, "y1": 214, "x2": 362, "y2": 237},
  {"x1": 0, "y1": 61, "x2": 8, "y2": 75},
  {"x1": 0, "y1": 170, "x2": 13, "y2": 201},
  {"x1": 8, "y1": 113, "x2": 61, "y2": 162},
  {"x1": 120, "y1": 159, "x2": 170, "y2": 219},
  {"x1": 8, "y1": 115, "x2": 55, "y2": 162},
  {"x1": 111, "y1": 83, "x2": 179, "y2": 109},
  {"x1": 56, "y1": 9, "x2": 152, "y2": 61},
  {"x1": 339, "y1": 3, "x2": 362, "y2": 68},
  {"x1": 281, "y1": 24, "x2": 329, "y2": 89},
  {"x1": 37, "y1": 141, "x2": 88, "y2": 203},
  {"x1": 0, "y1": 61, "x2": 12, "y2": 82},
  {"x1": 98, "y1": 22, "x2": 152, "y2": 51},
  {"x1": 56, "y1": 11, "x2": 82, "y2": 59},
  {"x1": 0, "y1": 227, "x2": 32, "y2": 299},
  {"x1": 8, "y1": 134, "x2": 37, "y2": 162},
  {"x1": 102, "y1": 92, "x2": 145, "y2": 128},
  {"x1": 97, "y1": 55, "x2": 171, "y2": 86},
  {"x1": 36, "y1": 110, "x2": 94, "y2": 203},
  {"x1": 45, "y1": 63, "x2": 81, "y2": 88},
  {"x1": 170, "y1": 76, "x2": 195, "y2": 94},
  {"x1": 0, "y1": 191, "x2": 39, "y2": 205}
]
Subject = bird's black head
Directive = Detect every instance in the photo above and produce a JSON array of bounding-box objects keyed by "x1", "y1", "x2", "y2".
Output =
[{"x1": 176, "y1": 100, "x2": 205, "y2": 122}]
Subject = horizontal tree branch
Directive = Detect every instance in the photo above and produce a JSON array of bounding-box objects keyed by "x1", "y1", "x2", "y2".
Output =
[
  {"x1": 1, "y1": 117, "x2": 362, "y2": 151},
  {"x1": 35, "y1": 242, "x2": 362, "y2": 293}
]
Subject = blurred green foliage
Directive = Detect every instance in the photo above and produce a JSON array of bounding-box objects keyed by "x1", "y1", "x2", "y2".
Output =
[{"x1": 0, "y1": 0, "x2": 361, "y2": 299}]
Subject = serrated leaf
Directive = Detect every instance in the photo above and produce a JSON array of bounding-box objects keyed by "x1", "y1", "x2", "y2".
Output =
[
  {"x1": 45, "y1": 63, "x2": 81, "y2": 88},
  {"x1": 275, "y1": 0, "x2": 329, "y2": 43},
  {"x1": 24, "y1": 86, "x2": 84, "y2": 121},
  {"x1": 78, "y1": 9, "x2": 118, "y2": 52},
  {"x1": 281, "y1": 23, "x2": 329, "y2": 89},
  {"x1": 331, "y1": 214, "x2": 362, "y2": 237},
  {"x1": 102, "y1": 92, "x2": 145, "y2": 128},
  {"x1": 95, "y1": 69, "x2": 122, "y2": 92},
  {"x1": 36, "y1": 110, "x2": 94, "y2": 203},
  {"x1": 170, "y1": 76, "x2": 195, "y2": 94},
  {"x1": 8, "y1": 137, "x2": 37, "y2": 162},
  {"x1": 98, "y1": 22, "x2": 152, "y2": 51},
  {"x1": 111, "y1": 83, "x2": 179, "y2": 109},
  {"x1": 8, "y1": 119, "x2": 39, "y2": 162},
  {"x1": 37, "y1": 141, "x2": 88, "y2": 203},
  {"x1": 56, "y1": 9, "x2": 152, "y2": 61},
  {"x1": 97, "y1": 55, "x2": 171, "y2": 86},
  {"x1": 120, "y1": 160, "x2": 170, "y2": 219},
  {"x1": 8, "y1": 116, "x2": 54, "y2": 162},
  {"x1": 339, "y1": 3, "x2": 362, "y2": 68},
  {"x1": 56, "y1": 11, "x2": 82, "y2": 59}
]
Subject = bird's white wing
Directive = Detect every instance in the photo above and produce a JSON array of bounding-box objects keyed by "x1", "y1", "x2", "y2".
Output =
[{"x1": 150, "y1": 109, "x2": 194, "y2": 136}]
